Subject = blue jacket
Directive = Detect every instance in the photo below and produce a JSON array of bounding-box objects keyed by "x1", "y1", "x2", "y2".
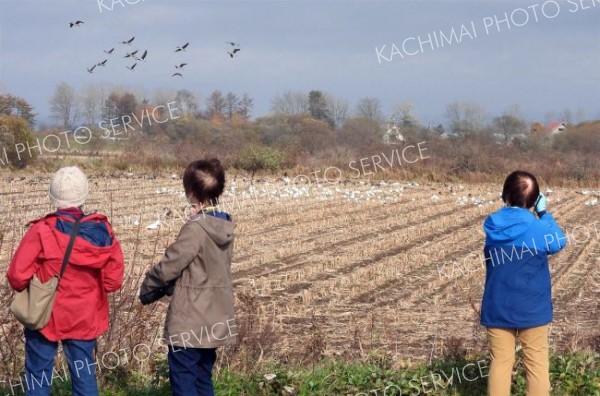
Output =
[
  {"x1": 480, "y1": 207, "x2": 567, "y2": 329},
  {"x1": 55, "y1": 208, "x2": 113, "y2": 247},
  {"x1": 201, "y1": 207, "x2": 232, "y2": 222}
]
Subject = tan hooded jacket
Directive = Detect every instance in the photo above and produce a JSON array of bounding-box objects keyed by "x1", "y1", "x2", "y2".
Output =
[{"x1": 140, "y1": 213, "x2": 237, "y2": 348}]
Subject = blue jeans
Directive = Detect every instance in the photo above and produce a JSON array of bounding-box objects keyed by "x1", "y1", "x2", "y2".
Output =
[
  {"x1": 23, "y1": 329, "x2": 98, "y2": 396},
  {"x1": 168, "y1": 346, "x2": 217, "y2": 396}
]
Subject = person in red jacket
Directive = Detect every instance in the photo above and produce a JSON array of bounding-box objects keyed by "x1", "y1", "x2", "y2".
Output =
[{"x1": 7, "y1": 166, "x2": 124, "y2": 396}]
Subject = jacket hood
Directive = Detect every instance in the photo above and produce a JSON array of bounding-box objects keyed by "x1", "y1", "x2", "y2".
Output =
[
  {"x1": 40, "y1": 214, "x2": 118, "y2": 269},
  {"x1": 191, "y1": 214, "x2": 234, "y2": 247},
  {"x1": 484, "y1": 207, "x2": 535, "y2": 244}
]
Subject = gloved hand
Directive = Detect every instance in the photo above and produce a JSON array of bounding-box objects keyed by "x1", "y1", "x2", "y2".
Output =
[{"x1": 534, "y1": 192, "x2": 547, "y2": 215}]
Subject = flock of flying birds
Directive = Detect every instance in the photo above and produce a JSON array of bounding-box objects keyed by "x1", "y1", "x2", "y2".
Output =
[{"x1": 69, "y1": 20, "x2": 242, "y2": 78}]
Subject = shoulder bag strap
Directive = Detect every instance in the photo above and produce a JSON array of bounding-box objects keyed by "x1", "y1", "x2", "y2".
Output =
[{"x1": 58, "y1": 217, "x2": 82, "y2": 280}]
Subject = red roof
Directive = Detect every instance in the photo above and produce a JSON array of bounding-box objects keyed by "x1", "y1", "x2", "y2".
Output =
[{"x1": 547, "y1": 121, "x2": 565, "y2": 130}]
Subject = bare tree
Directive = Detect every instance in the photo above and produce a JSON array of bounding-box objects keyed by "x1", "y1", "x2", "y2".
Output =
[
  {"x1": 238, "y1": 93, "x2": 254, "y2": 120},
  {"x1": 355, "y1": 97, "x2": 383, "y2": 123},
  {"x1": 49, "y1": 82, "x2": 80, "y2": 130},
  {"x1": 174, "y1": 89, "x2": 199, "y2": 117},
  {"x1": 270, "y1": 90, "x2": 309, "y2": 115},
  {"x1": 445, "y1": 101, "x2": 485, "y2": 136},
  {"x1": 324, "y1": 93, "x2": 349, "y2": 129},
  {"x1": 102, "y1": 91, "x2": 138, "y2": 127},
  {"x1": 391, "y1": 102, "x2": 419, "y2": 126},
  {"x1": 206, "y1": 90, "x2": 226, "y2": 119},
  {"x1": 493, "y1": 112, "x2": 527, "y2": 144},
  {"x1": 81, "y1": 84, "x2": 105, "y2": 126},
  {"x1": 561, "y1": 108, "x2": 573, "y2": 124},
  {"x1": 504, "y1": 104, "x2": 524, "y2": 120},
  {"x1": 224, "y1": 92, "x2": 240, "y2": 120},
  {"x1": 152, "y1": 89, "x2": 177, "y2": 106}
]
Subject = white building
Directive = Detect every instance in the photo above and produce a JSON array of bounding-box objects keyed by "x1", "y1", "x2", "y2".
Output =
[
  {"x1": 383, "y1": 123, "x2": 405, "y2": 145},
  {"x1": 547, "y1": 121, "x2": 567, "y2": 134}
]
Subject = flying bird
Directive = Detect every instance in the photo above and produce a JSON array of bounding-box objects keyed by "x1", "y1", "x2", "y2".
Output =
[
  {"x1": 175, "y1": 42, "x2": 189, "y2": 52},
  {"x1": 226, "y1": 41, "x2": 239, "y2": 47},
  {"x1": 124, "y1": 50, "x2": 139, "y2": 58},
  {"x1": 227, "y1": 46, "x2": 242, "y2": 58},
  {"x1": 86, "y1": 65, "x2": 97, "y2": 73},
  {"x1": 127, "y1": 63, "x2": 137, "y2": 71},
  {"x1": 121, "y1": 36, "x2": 135, "y2": 45},
  {"x1": 104, "y1": 48, "x2": 114, "y2": 55},
  {"x1": 135, "y1": 50, "x2": 148, "y2": 62},
  {"x1": 97, "y1": 59, "x2": 107, "y2": 67},
  {"x1": 69, "y1": 21, "x2": 84, "y2": 28},
  {"x1": 172, "y1": 73, "x2": 183, "y2": 78},
  {"x1": 175, "y1": 63, "x2": 187, "y2": 69}
]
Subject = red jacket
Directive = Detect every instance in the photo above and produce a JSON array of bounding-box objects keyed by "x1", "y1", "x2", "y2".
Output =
[{"x1": 7, "y1": 210, "x2": 124, "y2": 341}]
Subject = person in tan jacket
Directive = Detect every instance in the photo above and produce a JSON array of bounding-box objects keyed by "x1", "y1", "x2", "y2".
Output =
[{"x1": 139, "y1": 158, "x2": 236, "y2": 396}]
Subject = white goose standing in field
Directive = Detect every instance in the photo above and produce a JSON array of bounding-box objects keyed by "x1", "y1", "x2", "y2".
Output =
[
  {"x1": 585, "y1": 198, "x2": 598, "y2": 206},
  {"x1": 146, "y1": 215, "x2": 162, "y2": 230}
]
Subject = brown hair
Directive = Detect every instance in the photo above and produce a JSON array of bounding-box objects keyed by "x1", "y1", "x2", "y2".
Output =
[
  {"x1": 182, "y1": 158, "x2": 225, "y2": 205},
  {"x1": 501, "y1": 170, "x2": 540, "y2": 209}
]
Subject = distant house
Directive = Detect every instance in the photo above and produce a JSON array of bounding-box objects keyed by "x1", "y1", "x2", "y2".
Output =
[
  {"x1": 530, "y1": 121, "x2": 567, "y2": 141},
  {"x1": 383, "y1": 123, "x2": 405, "y2": 145},
  {"x1": 547, "y1": 121, "x2": 567, "y2": 134}
]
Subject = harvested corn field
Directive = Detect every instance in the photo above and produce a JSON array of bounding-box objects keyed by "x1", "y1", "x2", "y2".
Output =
[{"x1": 0, "y1": 174, "x2": 597, "y2": 373}]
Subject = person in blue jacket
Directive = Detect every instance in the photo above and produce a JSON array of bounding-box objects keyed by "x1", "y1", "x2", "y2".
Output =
[{"x1": 481, "y1": 170, "x2": 567, "y2": 396}]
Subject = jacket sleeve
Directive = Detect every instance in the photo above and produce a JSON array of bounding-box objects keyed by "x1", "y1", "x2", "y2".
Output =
[
  {"x1": 139, "y1": 221, "x2": 203, "y2": 295},
  {"x1": 537, "y1": 212, "x2": 568, "y2": 254},
  {"x1": 102, "y1": 237, "x2": 125, "y2": 293},
  {"x1": 7, "y1": 224, "x2": 43, "y2": 291}
]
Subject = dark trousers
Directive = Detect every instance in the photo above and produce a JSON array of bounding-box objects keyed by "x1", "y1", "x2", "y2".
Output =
[
  {"x1": 168, "y1": 346, "x2": 217, "y2": 396},
  {"x1": 23, "y1": 328, "x2": 98, "y2": 396}
]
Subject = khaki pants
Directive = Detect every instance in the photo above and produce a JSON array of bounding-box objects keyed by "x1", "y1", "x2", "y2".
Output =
[{"x1": 487, "y1": 325, "x2": 551, "y2": 396}]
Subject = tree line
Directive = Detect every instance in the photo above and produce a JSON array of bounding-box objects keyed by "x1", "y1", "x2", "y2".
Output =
[
  {"x1": 0, "y1": 86, "x2": 598, "y2": 183},
  {"x1": 47, "y1": 82, "x2": 255, "y2": 131}
]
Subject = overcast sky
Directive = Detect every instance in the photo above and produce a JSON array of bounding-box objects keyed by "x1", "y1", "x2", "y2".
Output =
[{"x1": 0, "y1": 0, "x2": 598, "y2": 126}]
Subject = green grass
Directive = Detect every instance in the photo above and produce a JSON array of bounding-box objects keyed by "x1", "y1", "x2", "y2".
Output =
[{"x1": 1, "y1": 353, "x2": 597, "y2": 395}]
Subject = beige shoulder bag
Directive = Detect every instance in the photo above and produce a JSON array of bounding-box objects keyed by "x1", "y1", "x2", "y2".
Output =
[{"x1": 10, "y1": 217, "x2": 81, "y2": 330}]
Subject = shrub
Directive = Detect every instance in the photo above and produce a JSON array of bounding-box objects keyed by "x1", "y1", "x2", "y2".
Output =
[
  {"x1": 233, "y1": 145, "x2": 286, "y2": 179},
  {"x1": 0, "y1": 115, "x2": 37, "y2": 168}
]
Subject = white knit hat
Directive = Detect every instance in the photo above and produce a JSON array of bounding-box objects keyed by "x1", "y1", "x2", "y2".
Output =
[{"x1": 48, "y1": 166, "x2": 89, "y2": 209}]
